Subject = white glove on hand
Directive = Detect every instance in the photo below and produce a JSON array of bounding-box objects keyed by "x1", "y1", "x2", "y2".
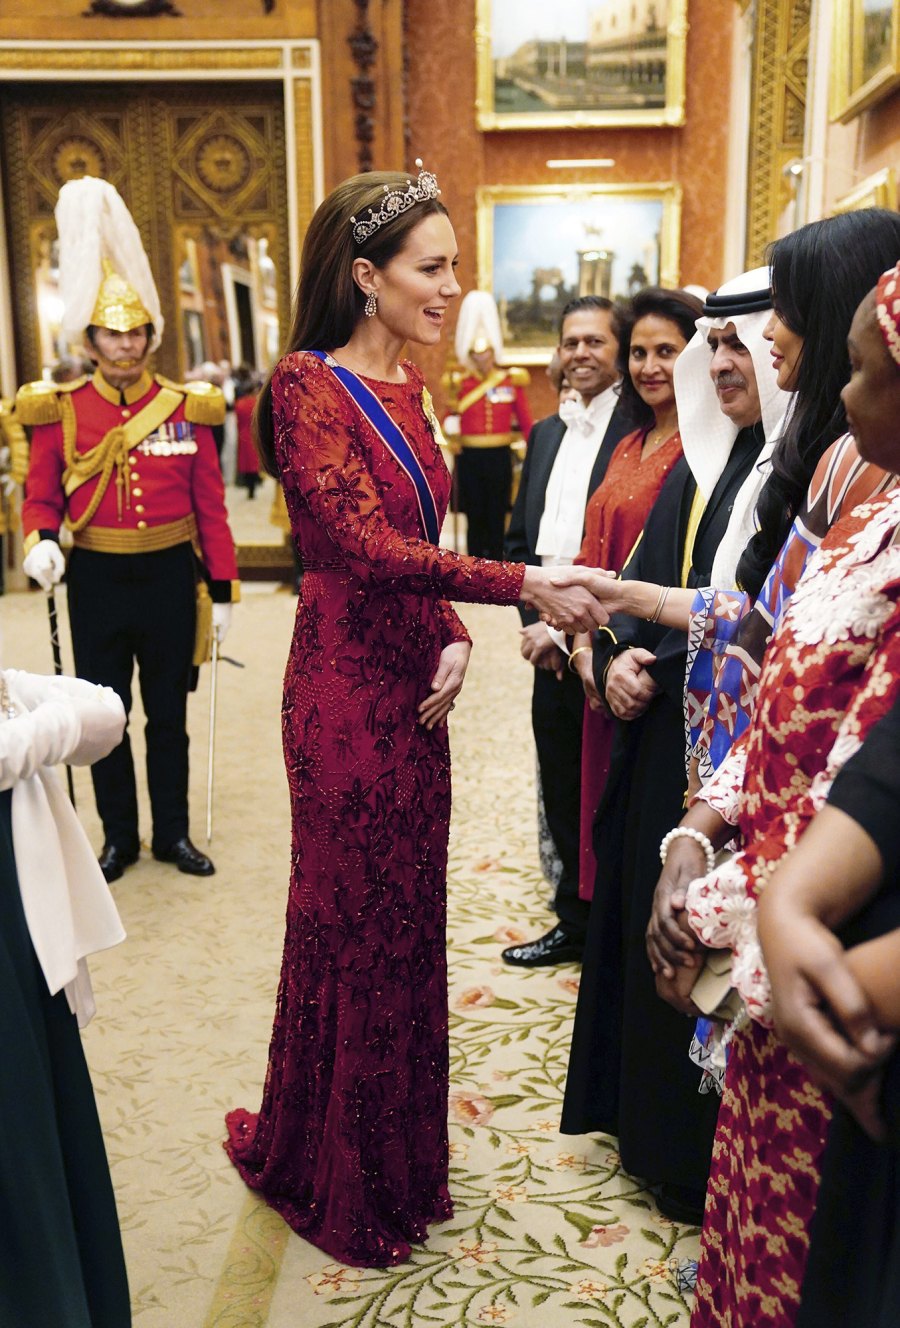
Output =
[
  {"x1": 442, "y1": 414, "x2": 461, "y2": 437},
  {"x1": 23, "y1": 539, "x2": 65, "y2": 590},
  {"x1": 212, "y1": 602, "x2": 232, "y2": 644}
]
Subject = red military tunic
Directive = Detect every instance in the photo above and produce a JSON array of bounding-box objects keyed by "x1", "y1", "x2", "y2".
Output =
[
  {"x1": 22, "y1": 369, "x2": 238, "y2": 599},
  {"x1": 455, "y1": 368, "x2": 533, "y2": 445},
  {"x1": 446, "y1": 366, "x2": 533, "y2": 559}
]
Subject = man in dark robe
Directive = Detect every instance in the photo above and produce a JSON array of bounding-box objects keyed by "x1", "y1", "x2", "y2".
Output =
[{"x1": 560, "y1": 271, "x2": 787, "y2": 1224}]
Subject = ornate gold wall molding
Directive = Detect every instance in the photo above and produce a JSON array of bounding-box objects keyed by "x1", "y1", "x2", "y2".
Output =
[
  {"x1": 0, "y1": 47, "x2": 284, "y2": 71},
  {"x1": 745, "y1": 0, "x2": 811, "y2": 266},
  {"x1": 0, "y1": 40, "x2": 322, "y2": 394}
]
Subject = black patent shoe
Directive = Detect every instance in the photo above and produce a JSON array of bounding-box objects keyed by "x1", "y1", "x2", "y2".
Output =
[
  {"x1": 654, "y1": 1183, "x2": 706, "y2": 1226},
  {"x1": 501, "y1": 924, "x2": 584, "y2": 967},
  {"x1": 98, "y1": 842, "x2": 139, "y2": 884},
  {"x1": 152, "y1": 836, "x2": 215, "y2": 876}
]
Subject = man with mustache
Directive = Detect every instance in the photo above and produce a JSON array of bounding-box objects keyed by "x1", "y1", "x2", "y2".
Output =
[
  {"x1": 561, "y1": 269, "x2": 790, "y2": 1224},
  {"x1": 20, "y1": 176, "x2": 238, "y2": 883}
]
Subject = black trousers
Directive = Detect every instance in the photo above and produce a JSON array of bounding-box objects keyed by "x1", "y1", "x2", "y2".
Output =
[
  {"x1": 532, "y1": 665, "x2": 590, "y2": 940},
  {"x1": 458, "y1": 446, "x2": 512, "y2": 559},
  {"x1": 67, "y1": 542, "x2": 196, "y2": 852}
]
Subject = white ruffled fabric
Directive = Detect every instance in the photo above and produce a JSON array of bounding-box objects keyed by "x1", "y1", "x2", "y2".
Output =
[
  {"x1": 2, "y1": 670, "x2": 127, "y2": 1027},
  {"x1": 685, "y1": 855, "x2": 773, "y2": 1025}
]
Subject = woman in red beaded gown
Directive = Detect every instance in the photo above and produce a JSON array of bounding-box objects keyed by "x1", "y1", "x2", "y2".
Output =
[
  {"x1": 566, "y1": 286, "x2": 701, "y2": 899},
  {"x1": 224, "y1": 166, "x2": 604, "y2": 1267}
]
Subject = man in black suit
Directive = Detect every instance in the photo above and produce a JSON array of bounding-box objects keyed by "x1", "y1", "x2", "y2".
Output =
[{"x1": 502, "y1": 295, "x2": 633, "y2": 966}]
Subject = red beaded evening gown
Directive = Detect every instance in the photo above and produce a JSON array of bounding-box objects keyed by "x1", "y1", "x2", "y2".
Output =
[{"x1": 225, "y1": 351, "x2": 523, "y2": 1267}]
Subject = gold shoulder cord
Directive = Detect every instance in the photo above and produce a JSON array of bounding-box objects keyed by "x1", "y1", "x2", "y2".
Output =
[{"x1": 60, "y1": 395, "x2": 133, "y2": 533}]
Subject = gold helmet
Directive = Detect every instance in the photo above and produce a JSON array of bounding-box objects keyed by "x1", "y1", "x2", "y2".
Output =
[{"x1": 90, "y1": 258, "x2": 153, "y2": 334}]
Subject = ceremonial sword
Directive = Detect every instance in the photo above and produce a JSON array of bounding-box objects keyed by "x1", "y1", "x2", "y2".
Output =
[{"x1": 46, "y1": 588, "x2": 76, "y2": 806}]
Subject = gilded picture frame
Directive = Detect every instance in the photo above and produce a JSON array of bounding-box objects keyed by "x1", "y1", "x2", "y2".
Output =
[
  {"x1": 831, "y1": 0, "x2": 900, "y2": 122},
  {"x1": 475, "y1": 0, "x2": 688, "y2": 130},
  {"x1": 477, "y1": 182, "x2": 681, "y2": 363},
  {"x1": 830, "y1": 166, "x2": 898, "y2": 213}
]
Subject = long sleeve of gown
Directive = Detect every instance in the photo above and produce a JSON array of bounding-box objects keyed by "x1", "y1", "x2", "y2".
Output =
[{"x1": 273, "y1": 353, "x2": 524, "y2": 605}]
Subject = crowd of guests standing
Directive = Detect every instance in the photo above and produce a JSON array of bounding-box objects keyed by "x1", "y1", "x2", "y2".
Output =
[
  {"x1": 505, "y1": 206, "x2": 900, "y2": 1326},
  {"x1": 6, "y1": 151, "x2": 900, "y2": 1328}
]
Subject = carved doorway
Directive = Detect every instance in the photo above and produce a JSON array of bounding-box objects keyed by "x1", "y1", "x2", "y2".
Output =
[{"x1": 0, "y1": 80, "x2": 290, "y2": 385}]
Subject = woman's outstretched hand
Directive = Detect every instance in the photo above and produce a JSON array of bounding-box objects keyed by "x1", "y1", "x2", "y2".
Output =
[
  {"x1": 521, "y1": 565, "x2": 610, "y2": 634},
  {"x1": 418, "y1": 640, "x2": 472, "y2": 730}
]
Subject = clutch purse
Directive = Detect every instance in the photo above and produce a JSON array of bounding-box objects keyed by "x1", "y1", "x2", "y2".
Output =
[{"x1": 691, "y1": 948, "x2": 743, "y2": 1021}]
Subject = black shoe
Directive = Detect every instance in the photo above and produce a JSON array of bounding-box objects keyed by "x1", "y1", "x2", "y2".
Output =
[
  {"x1": 501, "y1": 924, "x2": 584, "y2": 967},
  {"x1": 152, "y1": 836, "x2": 215, "y2": 876},
  {"x1": 98, "y1": 842, "x2": 139, "y2": 884},
  {"x1": 654, "y1": 1183, "x2": 706, "y2": 1226}
]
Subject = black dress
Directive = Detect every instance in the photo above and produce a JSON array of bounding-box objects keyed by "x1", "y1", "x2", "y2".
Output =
[
  {"x1": 561, "y1": 428, "x2": 764, "y2": 1195},
  {"x1": 0, "y1": 788, "x2": 131, "y2": 1327},
  {"x1": 797, "y1": 695, "x2": 900, "y2": 1328}
]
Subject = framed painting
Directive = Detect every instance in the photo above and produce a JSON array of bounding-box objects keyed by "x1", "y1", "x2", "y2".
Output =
[
  {"x1": 830, "y1": 166, "x2": 898, "y2": 213},
  {"x1": 831, "y1": 0, "x2": 900, "y2": 121},
  {"x1": 476, "y1": 183, "x2": 681, "y2": 363},
  {"x1": 475, "y1": 0, "x2": 688, "y2": 130}
]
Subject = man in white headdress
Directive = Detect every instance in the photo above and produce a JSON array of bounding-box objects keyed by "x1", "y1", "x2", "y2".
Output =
[
  {"x1": 559, "y1": 267, "x2": 791, "y2": 1224},
  {"x1": 673, "y1": 266, "x2": 790, "y2": 588},
  {"x1": 443, "y1": 291, "x2": 533, "y2": 557},
  {"x1": 19, "y1": 176, "x2": 239, "y2": 883}
]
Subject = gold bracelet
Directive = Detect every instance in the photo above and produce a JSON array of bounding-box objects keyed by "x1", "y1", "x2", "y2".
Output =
[
  {"x1": 568, "y1": 645, "x2": 592, "y2": 674},
  {"x1": 648, "y1": 585, "x2": 670, "y2": 624}
]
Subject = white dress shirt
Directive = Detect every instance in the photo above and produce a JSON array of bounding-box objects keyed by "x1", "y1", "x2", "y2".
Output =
[{"x1": 536, "y1": 383, "x2": 619, "y2": 565}]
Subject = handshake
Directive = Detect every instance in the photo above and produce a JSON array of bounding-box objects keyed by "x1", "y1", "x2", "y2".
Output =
[{"x1": 520, "y1": 565, "x2": 625, "y2": 634}]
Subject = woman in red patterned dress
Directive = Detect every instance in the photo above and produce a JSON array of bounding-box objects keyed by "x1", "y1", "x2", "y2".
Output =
[
  {"x1": 567, "y1": 286, "x2": 702, "y2": 899},
  {"x1": 223, "y1": 166, "x2": 605, "y2": 1267}
]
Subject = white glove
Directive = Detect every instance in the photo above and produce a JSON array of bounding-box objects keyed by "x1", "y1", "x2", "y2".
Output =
[
  {"x1": 23, "y1": 539, "x2": 65, "y2": 590},
  {"x1": 0, "y1": 674, "x2": 126, "y2": 788},
  {"x1": 212, "y1": 602, "x2": 232, "y2": 644},
  {"x1": 442, "y1": 414, "x2": 461, "y2": 437}
]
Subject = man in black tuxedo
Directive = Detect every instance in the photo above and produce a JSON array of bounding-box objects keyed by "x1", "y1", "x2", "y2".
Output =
[{"x1": 502, "y1": 295, "x2": 633, "y2": 966}]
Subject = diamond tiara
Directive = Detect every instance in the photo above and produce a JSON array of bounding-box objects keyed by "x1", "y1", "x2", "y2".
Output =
[{"x1": 350, "y1": 159, "x2": 440, "y2": 246}]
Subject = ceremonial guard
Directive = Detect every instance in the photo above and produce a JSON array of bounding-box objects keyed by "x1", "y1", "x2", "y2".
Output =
[
  {"x1": 20, "y1": 176, "x2": 239, "y2": 883},
  {"x1": 443, "y1": 291, "x2": 533, "y2": 557}
]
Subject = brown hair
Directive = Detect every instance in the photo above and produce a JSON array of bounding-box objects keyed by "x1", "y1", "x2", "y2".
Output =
[{"x1": 254, "y1": 171, "x2": 449, "y2": 476}]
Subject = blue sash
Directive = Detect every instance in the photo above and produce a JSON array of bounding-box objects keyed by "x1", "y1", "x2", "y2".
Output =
[{"x1": 308, "y1": 350, "x2": 440, "y2": 545}]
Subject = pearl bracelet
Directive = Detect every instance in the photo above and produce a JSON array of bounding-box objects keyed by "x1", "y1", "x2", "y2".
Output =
[{"x1": 659, "y1": 826, "x2": 716, "y2": 875}]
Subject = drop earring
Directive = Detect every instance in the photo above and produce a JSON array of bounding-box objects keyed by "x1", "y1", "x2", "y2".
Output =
[{"x1": 364, "y1": 290, "x2": 378, "y2": 318}]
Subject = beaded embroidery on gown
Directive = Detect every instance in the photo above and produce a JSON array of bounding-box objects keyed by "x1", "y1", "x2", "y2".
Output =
[{"x1": 225, "y1": 351, "x2": 523, "y2": 1267}]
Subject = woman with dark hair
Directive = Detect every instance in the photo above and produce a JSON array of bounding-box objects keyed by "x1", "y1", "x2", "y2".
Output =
[
  {"x1": 567, "y1": 286, "x2": 703, "y2": 901},
  {"x1": 736, "y1": 207, "x2": 900, "y2": 596},
  {"x1": 224, "y1": 165, "x2": 603, "y2": 1267}
]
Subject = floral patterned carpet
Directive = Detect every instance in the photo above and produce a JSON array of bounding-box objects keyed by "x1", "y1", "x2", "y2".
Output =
[{"x1": 4, "y1": 577, "x2": 699, "y2": 1328}]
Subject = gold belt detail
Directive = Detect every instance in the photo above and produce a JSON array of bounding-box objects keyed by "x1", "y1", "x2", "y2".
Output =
[
  {"x1": 72, "y1": 514, "x2": 198, "y2": 555},
  {"x1": 459, "y1": 433, "x2": 516, "y2": 449}
]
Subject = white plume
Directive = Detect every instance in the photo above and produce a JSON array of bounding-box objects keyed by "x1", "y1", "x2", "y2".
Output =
[{"x1": 55, "y1": 176, "x2": 163, "y2": 351}]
